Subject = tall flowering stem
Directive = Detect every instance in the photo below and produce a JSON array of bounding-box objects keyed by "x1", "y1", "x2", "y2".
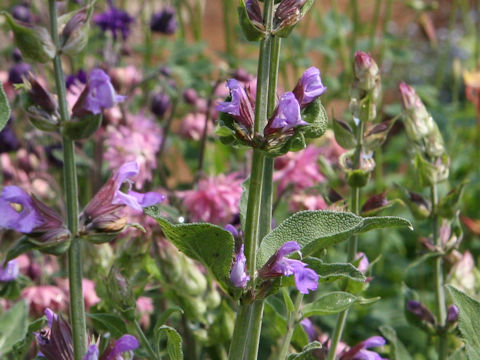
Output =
[
  {"x1": 48, "y1": 0, "x2": 86, "y2": 358},
  {"x1": 432, "y1": 184, "x2": 448, "y2": 360},
  {"x1": 228, "y1": 0, "x2": 278, "y2": 358}
]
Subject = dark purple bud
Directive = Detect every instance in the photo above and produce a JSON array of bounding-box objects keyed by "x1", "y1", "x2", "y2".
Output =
[
  {"x1": 274, "y1": 0, "x2": 306, "y2": 28},
  {"x1": 12, "y1": 48, "x2": 23, "y2": 63},
  {"x1": 259, "y1": 241, "x2": 318, "y2": 294},
  {"x1": 0, "y1": 118, "x2": 20, "y2": 153},
  {"x1": 160, "y1": 66, "x2": 172, "y2": 77},
  {"x1": 61, "y1": 9, "x2": 88, "y2": 55},
  {"x1": 447, "y1": 304, "x2": 459, "y2": 323},
  {"x1": 246, "y1": 0, "x2": 263, "y2": 24},
  {"x1": 293, "y1": 67, "x2": 327, "y2": 108},
  {"x1": 183, "y1": 88, "x2": 199, "y2": 105},
  {"x1": 11, "y1": 4, "x2": 31, "y2": 23},
  {"x1": 27, "y1": 73, "x2": 58, "y2": 113},
  {"x1": 361, "y1": 192, "x2": 388, "y2": 214},
  {"x1": 8, "y1": 62, "x2": 31, "y2": 84},
  {"x1": 0, "y1": 259, "x2": 19, "y2": 282},
  {"x1": 150, "y1": 92, "x2": 171, "y2": 118},
  {"x1": 150, "y1": 7, "x2": 178, "y2": 35},
  {"x1": 406, "y1": 300, "x2": 436, "y2": 324},
  {"x1": 230, "y1": 244, "x2": 249, "y2": 288},
  {"x1": 35, "y1": 309, "x2": 74, "y2": 360},
  {"x1": 93, "y1": 4, "x2": 134, "y2": 40},
  {"x1": 65, "y1": 69, "x2": 88, "y2": 90}
]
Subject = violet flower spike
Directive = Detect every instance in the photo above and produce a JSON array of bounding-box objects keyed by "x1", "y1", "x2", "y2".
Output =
[
  {"x1": 93, "y1": 1, "x2": 134, "y2": 40},
  {"x1": 259, "y1": 241, "x2": 318, "y2": 294},
  {"x1": 216, "y1": 79, "x2": 255, "y2": 129},
  {"x1": 293, "y1": 67, "x2": 327, "y2": 108},
  {"x1": 230, "y1": 244, "x2": 250, "y2": 288},
  {"x1": 269, "y1": 92, "x2": 307, "y2": 133}
]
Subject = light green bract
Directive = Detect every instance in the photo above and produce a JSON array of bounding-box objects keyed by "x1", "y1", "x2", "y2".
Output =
[
  {"x1": 0, "y1": 81, "x2": 10, "y2": 132},
  {"x1": 257, "y1": 210, "x2": 412, "y2": 268}
]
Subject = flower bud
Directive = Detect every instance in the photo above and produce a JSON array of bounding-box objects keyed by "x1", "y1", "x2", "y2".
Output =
[
  {"x1": 246, "y1": 0, "x2": 263, "y2": 25},
  {"x1": 150, "y1": 92, "x2": 171, "y2": 118},
  {"x1": 8, "y1": 62, "x2": 31, "y2": 84},
  {"x1": 150, "y1": 7, "x2": 177, "y2": 35},
  {"x1": 183, "y1": 88, "x2": 199, "y2": 105},
  {"x1": 26, "y1": 107, "x2": 59, "y2": 132},
  {"x1": 61, "y1": 9, "x2": 89, "y2": 56},
  {"x1": 11, "y1": 4, "x2": 31, "y2": 23},
  {"x1": 447, "y1": 304, "x2": 459, "y2": 324},
  {"x1": 27, "y1": 73, "x2": 58, "y2": 114},
  {"x1": 353, "y1": 51, "x2": 380, "y2": 91},
  {"x1": 406, "y1": 300, "x2": 436, "y2": 332},
  {"x1": 274, "y1": 0, "x2": 306, "y2": 31}
]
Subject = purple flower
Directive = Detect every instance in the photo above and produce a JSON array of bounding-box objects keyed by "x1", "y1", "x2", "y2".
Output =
[
  {"x1": 150, "y1": 7, "x2": 178, "y2": 35},
  {"x1": 103, "y1": 334, "x2": 139, "y2": 360},
  {"x1": 293, "y1": 67, "x2": 327, "y2": 108},
  {"x1": 406, "y1": 300, "x2": 436, "y2": 324},
  {"x1": 266, "y1": 92, "x2": 307, "y2": 134},
  {"x1": 216, "y1": 79, "x2": 255, "y2": 129},
  {"x1": 81, "y1": 162, "x2": 165, "y2": 232},
  {"x1": 0, "y1": 118, "x2": 20, "y2": 153},
  {"x1": 340, "y1": 336, "x2": 387, "y2": 360},
  {"x1": 0, "y1": 259, "x2": 19, "y2": 282},
  {"x1": 73, "y1": 68, "x2": 126, "y2": 116},
  {"x1": 224, "y1": 224, "x2": 239, "y2": 237},
  {"x1": 447, "y1": 304, "x2": 459, "y2": 323},
  {"x1": 8, "y1": 62, "x2": 31, "y2": 84},
  {"x1": 300, "y1": 318, "x2": 316, "y2": 342},
  {"x1": 83, "y1": 345, "x2": 99, "y2": 360},
  {"x1": 258, "y1": 241, "x2": 318, "y2": 294},
  {"x1": 11, "y1": 4, "x2": 31, "y2": 23},
  {"x1": 0, "y1": 186, "x2": 43, "y2": 233},
  {"x1": 230, "y1": 244, "x2": 250, "y2": 288},
  {"x1": 93, "y1": 1, "x2": 134, "y2": 40},
  {"x1": 66, "y1": 69, "x2": 87, "y2": 90}
]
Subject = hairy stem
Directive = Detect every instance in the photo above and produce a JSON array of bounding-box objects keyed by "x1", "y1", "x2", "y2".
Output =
[
  {"x1": 278, "y1": 293, "x2": 304, "y2": 359},
  {"x1": 48, "y1": 0, "x2": 86, "y2": 358}
]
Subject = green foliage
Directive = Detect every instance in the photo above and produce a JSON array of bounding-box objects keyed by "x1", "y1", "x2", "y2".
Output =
[
  {"x1": 287, "y1": 341, "x2": 323, "y2": 359},
  {"x1": 0, "y1": 81, "x2": 10, "y2": 132},
  {"x1": 257, "y1": 210, "x2": 412, "y2": 268},
  {"x1": 0, "y1": 301, "x2": 28, "y2": 356},
  {"x1": 155, "y1": 325, "x2": 184, "y2": 360},
  {"x1": 301, "y1": 291, "x2": 378, "y2": 317},
  {"x1": 447, "y1": 286, "x2": 480, "y2": 359},
  {"x1": 379, "y1": 325, "x2": 412, "y2": 360},
  {"x1": 11, "y1": 317, "x2": 46, "y2": 358},
  {"x1": 87, "y1": 313, "x2": 128, "y2": 338},
  {"x1": 145, "y1": 206, "x2": 235, "y2": 295},
  {"x1": 63, "y1": 114, "x2": 103, "y2": 140},
  {"x1": 237, "y1": 1, "x2": 265, "y2": 42},
  {"x1": 302, "y1": 257, "x2": 366, "y2": 283},
  {"x1": 333, "y1": 119, "x2": 356, "y2": 149}
]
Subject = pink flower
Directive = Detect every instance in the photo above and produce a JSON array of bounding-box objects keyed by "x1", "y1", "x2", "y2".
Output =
[
  {"x1": 179, "y1": 113, "x2": 214, "y2": 141},
  {"x1": 274, "y1": 145, "x2": 325, "y2": 194},
  {"x1": 450, "y1": 251, "x2": 476, "y2": 293},
  {"x1": 21, "y1": 285, "x2": 66, "y2": 317},
  {"x1": 179, "y1": 173, "x2": 244, "y2": 225},
  {"x1": 318, "y1": 131, "x2": 347, "y2": 165},
  {"x1": 104, "y1": 114, "x2": 162, "y2": 188},
  {"x1": 289, "y1": 193, "x2": 327, "y2": 212},
  {"x1": 136, "y1": 296, "x2": 154, "y2": 328},
  {"x1": 56, "y1": 278, "x2": 101, "y2": 310}
]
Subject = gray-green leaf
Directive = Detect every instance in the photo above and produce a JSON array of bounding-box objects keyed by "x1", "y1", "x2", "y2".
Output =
[
  {"x1": 257, "y1": 210, "x2": 412, "y2": 268},
  {"x1": 155, "y1": 325, "x2": 183, "y2": 360},
  {"x1": 447, "y1": 285, "x2": 480, "y2": 359},
  {"x1": 0, "y1": 301, "x2": 28, "y2": 356},
  {"x1": 302, "y1": 292, "x2": 358, "y2": 317},
  {"x1": 287, "y1": 341, "x2": 323, "y2": 360},
  {"x1": 379, "y1": 325, "x2": 412, "y2": 360},
  {"x1": 303, "y1": 257, "x2": 366, "y2": 283},
  {"x1": 0, "y1": 81, "x2": 10, "y2": 132},
  {"x1": 145, "y1": 206, "x2": 235, "y2": 294}
]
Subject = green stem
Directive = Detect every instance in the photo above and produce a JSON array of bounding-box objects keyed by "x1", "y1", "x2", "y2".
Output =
[
  {"x1": 134, "y1": 319, "x2": 159, "y2": 360},
  {"x1": 431, "y1": 184, "x2": 448, "y2": 360},
  {"x1": 228, "y1": 304, "x2": 253, "y2": 359},
  {"x1": 48, "y1": 1, "x2": 86, "y2": 359},
  {"x1": 327, "y1": 96, "x2": 367, "y2": 360},
  {"x1": 278, "y1": 293, "x2": 304, "y2": 360},
  {"x1": 48, "y1": 0, "x2": 87, "y2": 360},
  {"x1": 245, "y1": 300, "x2": 265, "y2": 360}
]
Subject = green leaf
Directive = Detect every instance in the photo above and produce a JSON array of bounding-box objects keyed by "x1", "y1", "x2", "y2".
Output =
[
  {"x1": 2, "y1": 12, "x2": 55, "y2": 63},
  {"x1": 447, "y1": 286, "x2": 480, "y2": 359},
  {"x1": 0, "y1": 82, "x2": 10, "y2": 132},
  {"x1": 12, "y1": 317, "x2": 47, "y2": 358},
  {"x1": 282, "y1": 288, "x2": 295, "y2": 312},
  {"x1": 437, "y1": 182, "x2": 467, "y2": 219},
  {"x1": 0, "y1": 301, "x2": 28, "y2": 355},
  {"x1": 301, "y1": 98, "x2": 328, "y2": 139},
  {"x1": 257, "y1": 210, "x2": 412, "y2": 268},
  {"x1": 238, "y1": 1, "x2": 265, "y2": 41},
  {"x1": 287, "y1": 341, "x2": 323, "y2": 360},
  {"x1": 302, "y1": 257, "x2": 366, "y2": 283},
  {"x1": 4, "y1": 236, "x2": 37, "y2": 263},
  {"x1": 155, "y1": 325, "x2": 183, "y2": 360},
  {"x1": 302, "y1": 292, "x2": 358, "y2": 317},
  {"x1": 333, "y1": 119, "x2": 356, "y2": 149},
  {"x1": 156, "y1": 306, "x2": 184, "y2": 328},
  {"x1": 379, "y1": 325, "x2": 412, "y2": 360},
  {"x1": 63, "y1": 113, "x2": 102, "y2": 140},
  {"x1": 145, "y1": 206, "x2": 235, "y2": 294},
  {"x1": 87, "y1": 313, "x2": 128, "y2": 338}
]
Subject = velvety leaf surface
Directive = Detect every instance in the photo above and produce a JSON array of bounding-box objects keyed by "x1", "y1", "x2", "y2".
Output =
[
  {"x1": 0, "y1": 301, "x2": 28, "y2": 356},
  {"x1": 0, "y1": 81, "x2": 10, "y2": 132}
]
